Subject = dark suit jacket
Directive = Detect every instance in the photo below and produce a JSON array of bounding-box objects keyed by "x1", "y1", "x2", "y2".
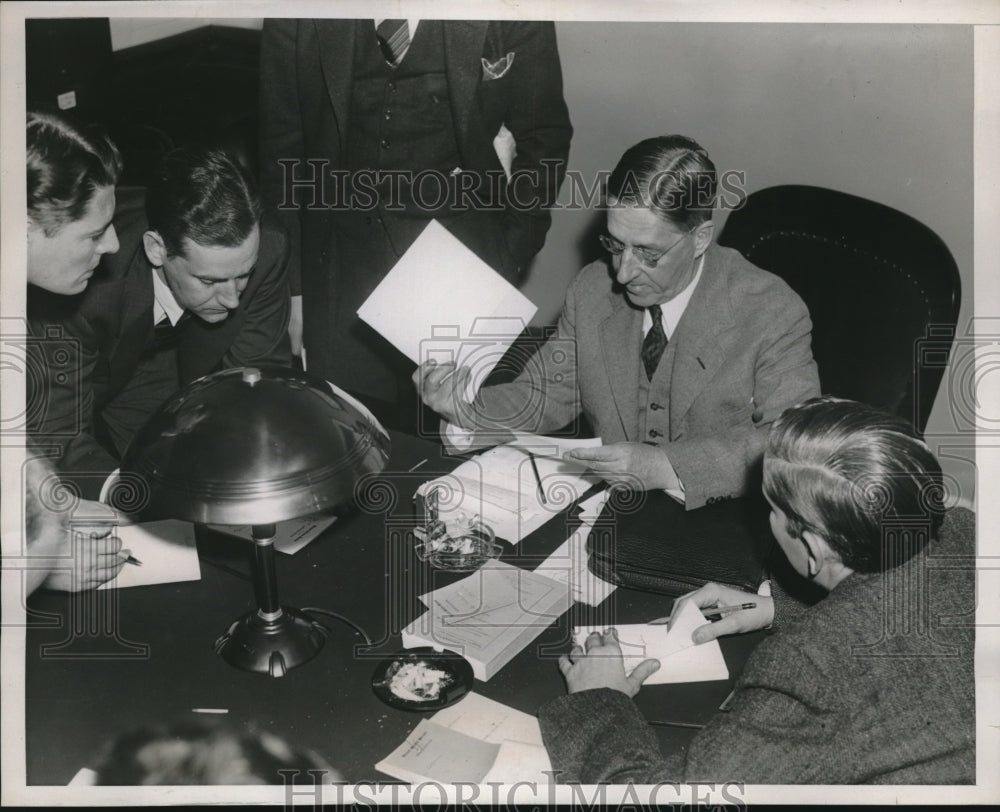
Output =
[
  {"x1": 27, "y1": 187, "x2": 292, "y2": 498},
  {"x1": 259, "y1": 19, "x2": 572, "y2": 385},
  {"x1": 539, "y1": 508, "x2": 976, "y2": 784},
  {"x1": 456, "y1": 245, "x2": 821, "y2": 508}
]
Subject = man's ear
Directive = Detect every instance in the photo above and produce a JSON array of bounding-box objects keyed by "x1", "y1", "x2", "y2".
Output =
[
  {"x1": 800, "y1": 530, "x2": 828, "y2": 578},
  {"x1": 142, "y1": 230, "x2": 167, "y2": 267},
  {"x1": 692, "y1": 221, "x2": 715, "y2": 258}
]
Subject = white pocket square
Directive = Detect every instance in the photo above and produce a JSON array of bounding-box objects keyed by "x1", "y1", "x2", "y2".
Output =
[{"x1": 482, "y1": 52, "x2": 515, "y2": 80}]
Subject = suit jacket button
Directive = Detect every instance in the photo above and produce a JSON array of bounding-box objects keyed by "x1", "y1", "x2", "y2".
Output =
[
  {"x1": 380, "y1": 138, "x2": 390, "y2": 149},
  {"x1": 650, "y1": 402, "x2": 663, "y2": 410},
  {"x1": 648, "y1": 429, "x2": 662, "y2": 438}
]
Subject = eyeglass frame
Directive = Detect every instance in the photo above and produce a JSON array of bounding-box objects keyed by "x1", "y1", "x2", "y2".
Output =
[{"x1": 598, "y1": 226, "x2": 694, "y2": 269}]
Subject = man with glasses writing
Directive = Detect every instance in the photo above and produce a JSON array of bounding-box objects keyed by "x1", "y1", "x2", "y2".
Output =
[{"x1": 414, "y1": 135, "x2": 819, "y2": 508}]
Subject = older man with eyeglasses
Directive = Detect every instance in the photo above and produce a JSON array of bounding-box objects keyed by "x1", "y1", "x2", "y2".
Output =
[{"x1": 414, "y1": 135, "x2": 819, "y2": 509}]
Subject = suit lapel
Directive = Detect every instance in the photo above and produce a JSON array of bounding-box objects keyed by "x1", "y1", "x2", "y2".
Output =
[
  {"x1": 442, "y1": 21, "x2": 489, "y2": 154},
  {"x1": 107, "y1": 249, "x2": 156, "y2": 397},
  {"x1": 314, "y1": 19, "x2": 359, "y2": 147},
  {"x1": 599, "y1": 296, "x2": 643, "y2": 441},
  {"x1": 668, "y1": 248, "x2": 733, "y2": 434}
]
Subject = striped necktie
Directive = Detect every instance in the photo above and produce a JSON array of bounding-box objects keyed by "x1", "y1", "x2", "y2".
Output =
[
  {"x1": 376, "y1": 19, "x2": 409, "y2": 67},
  {"x1": 641, "y1": 304, "x2": 668, "y2": 381}
]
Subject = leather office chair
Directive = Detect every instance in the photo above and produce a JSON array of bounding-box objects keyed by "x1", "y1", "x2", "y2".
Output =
[{"x1": 718, "y1": 185, "x2": 961, "y2": 435}]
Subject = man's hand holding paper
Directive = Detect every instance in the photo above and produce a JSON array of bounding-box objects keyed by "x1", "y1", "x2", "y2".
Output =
[
  {"x1": 565, "y1": 442, "x2": 681, "y2": 492},
  {"x1": 412, "y1": 360, "x2": 474, "y2": 429},
  {"x1": 673, "y1": 582, "x2": 775, "y2": 644}
]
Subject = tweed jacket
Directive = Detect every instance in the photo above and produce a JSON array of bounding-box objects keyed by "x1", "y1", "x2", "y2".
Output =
[
  {"x1": 538, "y1": 508, "x2": 976, "y2": 785},
  {"x1": 460, "y1": 244, "x2": 820, "y2": 508}
]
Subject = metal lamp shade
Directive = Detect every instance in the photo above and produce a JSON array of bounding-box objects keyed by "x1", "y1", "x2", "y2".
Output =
[
  {"x1": 117, "y1": 365, "x2": 392, "y2": 677},
  {"x1": 119, "y1": 366, "x2": 391, "y2": 524}
]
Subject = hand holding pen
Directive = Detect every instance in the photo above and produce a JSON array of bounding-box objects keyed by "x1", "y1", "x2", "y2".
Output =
[{"x1": 652, "y1": 581, "x2": 775, "y2": 644}]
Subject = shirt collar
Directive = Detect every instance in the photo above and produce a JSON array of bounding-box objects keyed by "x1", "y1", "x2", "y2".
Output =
[
  {"x1": 151, "y1": 267, "x2": 186, "y2": 326},
  {"x1": 642, "y1": 253, "x2": 705, "y2": 339}
]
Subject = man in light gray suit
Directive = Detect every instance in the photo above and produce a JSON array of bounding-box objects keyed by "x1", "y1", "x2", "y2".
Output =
[{"x1": 415, "y1": 135, "x2": 820, "y2": 509}]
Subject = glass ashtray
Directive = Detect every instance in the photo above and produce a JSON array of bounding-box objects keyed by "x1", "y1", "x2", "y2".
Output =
[{"x1": 414, "y1": 514, "x2": 502, "y2": 572}]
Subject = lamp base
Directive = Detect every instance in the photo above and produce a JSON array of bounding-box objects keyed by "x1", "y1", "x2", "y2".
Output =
[{"x1": 213, "y1": 607, "x2": 326, "y2": 677}]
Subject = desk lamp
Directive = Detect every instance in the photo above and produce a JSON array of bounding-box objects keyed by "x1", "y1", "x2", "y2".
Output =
[{"x1": 118, "y1": 366, "x2": 391, "y2": 677}]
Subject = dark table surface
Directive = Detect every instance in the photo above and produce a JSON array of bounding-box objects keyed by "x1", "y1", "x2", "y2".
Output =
[{"x1": 24, "y1": 430, "x2": 765, "y2": 785}]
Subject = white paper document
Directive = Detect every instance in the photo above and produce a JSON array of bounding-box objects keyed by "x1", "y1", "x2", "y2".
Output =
[
  {"x1": 99, "y1": 520, "x2": 201, "y2": 590},
  {"x1": 404, "y1": 560, "x2": 570, "y2": 681},
  {"x1": 356, "y1": 219, "x2": 537, "y2": 401},
  {"x1": 207, "y1": 513, "x2": 337, "y2": 555},
  {"x1": 534, "y1": 489, "x2": 617, "y2": 607},
  {"x1": 418, "y1": 437, "x2": 601, "y2": 544},
  {"x1": 573, "y1": 599, "x2": 729, "y2": 684},
  {"x1": 375, "y1": 693, "x2": 552, "y2": 784},
  {"x1": 508, "y1": 431, "x2": 603, "y2": 460}
]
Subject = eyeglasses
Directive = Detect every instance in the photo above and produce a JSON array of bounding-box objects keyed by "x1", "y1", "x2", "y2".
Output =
[{"x1": 599, "y1": 229, "x2": 691, "y2": 269}]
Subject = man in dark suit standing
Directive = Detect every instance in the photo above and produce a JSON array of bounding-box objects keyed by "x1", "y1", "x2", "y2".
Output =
[
  {"x1": 28, "y1": 147, "x2": 292, "y2": 499},
  {"x1": 259, "y1": 18, "x2": 572, "y2": 421}
]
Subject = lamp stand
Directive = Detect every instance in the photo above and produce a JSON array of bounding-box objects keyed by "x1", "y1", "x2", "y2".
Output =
[{"x1": 212, "y1": 523, "x2": 326, "y2": 677}]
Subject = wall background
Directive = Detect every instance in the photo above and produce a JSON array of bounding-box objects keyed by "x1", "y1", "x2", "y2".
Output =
[{"x1": 108, "y1": 18, "x2": 976, "y2": 505}]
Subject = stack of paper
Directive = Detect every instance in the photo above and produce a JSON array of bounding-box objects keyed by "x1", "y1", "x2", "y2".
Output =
[
  {"x1": 357, "y1": 219, "x2": 538, "y2": 402},
  {"x1": 417, "y1": 434, "x2": 602, "y2": 543},
  {"x1": 573, "y1": 599, "x2": 729, "y2": 684},
  {"x1": 404, "y1": 560, "x2": 570, "y2": 681},
  {"x1": 375, "y1": 693, "x2": 552, "y2": 784},
  {"x1": 533, "y1": 489, "x2": 618, "y2": 607}
]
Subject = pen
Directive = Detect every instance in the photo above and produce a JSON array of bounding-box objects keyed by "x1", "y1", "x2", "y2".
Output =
[
  {"x1": 122, "y1": 553, "x2": 143, "y2": 567},
  {"x1": 528, "y1": 451, "x2": 547, "y2": 505},
  {"x1": 648, "y1": 603, "x2": 757, "y2": 625}
]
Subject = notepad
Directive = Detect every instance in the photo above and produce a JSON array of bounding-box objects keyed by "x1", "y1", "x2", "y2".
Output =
[
  {"x1": 356, "y1": 219, "x2": 537, "y2": 401},
  {"x1": 375, "y1": 693, "x2": 552, "y2": 784},
  {"x1": 98, "y1": 520, "x2": 201, "y2": 590},
  {"x1": 573, "y1": 598, "x2": 729, "y2": 684},
  {"x1": 404, "y1": 560, "x2": 570, "y2": 681}
]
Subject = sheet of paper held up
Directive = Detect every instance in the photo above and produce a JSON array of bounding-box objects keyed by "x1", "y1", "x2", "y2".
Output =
[
  {"x1": 573, "y1": 598, "x2": 729, "y2": 684},
  {"x1": 417, "y1": 437, "x2": 602, "y2": 543},
  {"x1": 356, "y1": 220, "x2": 537, "y2": 401},
  {"x1": 98, "y1": 520, "x2": 201, "y2": 590},
  {"x1": 376, "y1": 692, "x2": 553, "y2": 785}
]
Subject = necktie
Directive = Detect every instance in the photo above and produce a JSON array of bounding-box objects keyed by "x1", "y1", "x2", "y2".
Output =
[
  {"x1": 641, "y1": 305, "x2": 668, "y2": 381},
  {"x1": 148, "y1": 313, "x2": 188, "y2": 354},
  {"x1": 376, "y1": 19, "x2": 409, "y2": 66}
]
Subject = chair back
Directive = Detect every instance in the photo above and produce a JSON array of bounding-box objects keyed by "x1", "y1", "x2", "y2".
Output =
[{"x1": 718, "y1": 185, "x2": 961, "y2": 434}]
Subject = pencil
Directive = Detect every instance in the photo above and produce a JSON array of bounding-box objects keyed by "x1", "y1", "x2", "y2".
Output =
[
  {"x1": 528, "y1": 452, "x2": 547, "y2": 505},
  {"x1": 124, "y1": 554, "x2": 143, "y2": 566},
  {"x1": 648, "y1": 602, "x2": 757, "y2": 625}
]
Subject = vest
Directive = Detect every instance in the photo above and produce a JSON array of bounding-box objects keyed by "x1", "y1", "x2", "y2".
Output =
[
  {"x1": 346, "y1": 21, "x2": 463, "y2": 252},
  {"x1": 637, "y1": 336, "x2": 675, "y2": 444}
]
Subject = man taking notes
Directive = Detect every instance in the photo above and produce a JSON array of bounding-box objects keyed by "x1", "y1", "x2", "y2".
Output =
[
  {"x1": 414, "y1": 135, "x2": 819, "y2": 508},
  {"x1": 28, "y1": 147, "x2": 292, "y2": 500},
  {"x1": 538, "y1": 398, "x2": 975, "y2": 784}
]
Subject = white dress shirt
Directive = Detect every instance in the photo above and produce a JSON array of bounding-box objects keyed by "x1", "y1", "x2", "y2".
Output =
[{"x1": 151, "y1": 268, "x2": 185, "y2": 326}]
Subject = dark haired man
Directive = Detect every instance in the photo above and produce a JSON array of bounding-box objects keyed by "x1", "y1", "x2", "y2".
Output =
[
  {"x1": 415, "y1": 135, "x2": 819, "y2": 508},
  {"x1": 539, "y1": 398, "x2": 975, "y2": 784},
  {"x1": 28, "y1": 147, "x2": 292, "y2": 499}
]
